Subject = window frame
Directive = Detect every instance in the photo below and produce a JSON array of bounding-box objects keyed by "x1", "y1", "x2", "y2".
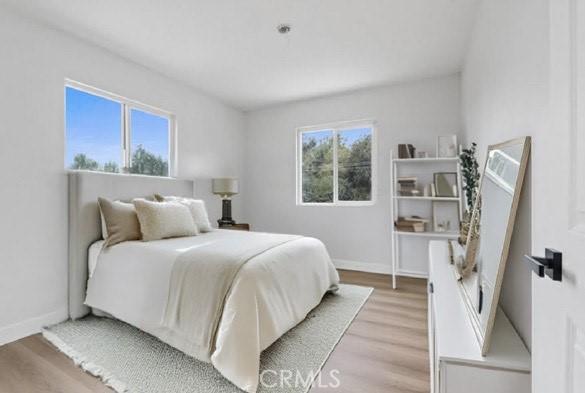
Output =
[
  {"x1": 65, "y1": 79, "x2": 177, "y2": 177},
  {"x1": 296, "y1": 119, "x2": 377, "y2": 207}
]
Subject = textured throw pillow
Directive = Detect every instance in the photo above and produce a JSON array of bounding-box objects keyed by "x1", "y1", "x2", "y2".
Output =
[
  {"x1": 133, "y1": 198, "x2": 198, "y2": 241},
  {"x1": 98, "y1": 197, "x2": 142, "y2": 247},
  {"x1": 154, "y1": 194, "x2": 213, "y2": 232}
]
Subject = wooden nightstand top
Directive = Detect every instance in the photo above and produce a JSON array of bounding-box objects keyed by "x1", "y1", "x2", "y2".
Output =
[{"x1": 219, "y1": 223, "x2": 250, "y2": 231}]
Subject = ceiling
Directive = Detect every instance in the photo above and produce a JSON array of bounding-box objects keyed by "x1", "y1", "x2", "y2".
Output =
[{"x1": 2, "y1": 0, "x2": 479, "y2": 110}]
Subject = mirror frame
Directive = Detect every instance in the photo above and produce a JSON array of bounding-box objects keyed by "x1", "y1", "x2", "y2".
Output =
[{"x1": 458, "y1": 136, "x2": 531, "y2": 355}]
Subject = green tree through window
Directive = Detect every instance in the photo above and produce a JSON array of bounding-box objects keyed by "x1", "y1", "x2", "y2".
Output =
[
  {"x1": 70, "y1": 153, "x2": 99, "y2": 170},
  {"x1": 130, "y1": 145, "x2": 169, "y2": 177},
  {"x1": 103, "y1": 161, "x2": 119, "y2": 173},
  {"x1": 70, "y1": 147, "x2": 167, "y2": 176},
  {"x1": 300, "y1": 125, "x2": 373, "y2": 204},
  {"x1": 338, "y1": 130, "x2": 372, "y2": 201},
  {"x1": 302, "y1": 131, "x2": 334, "y2": 203}
]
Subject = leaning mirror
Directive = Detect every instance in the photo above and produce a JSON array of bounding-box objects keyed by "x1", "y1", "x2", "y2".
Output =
[{"x1": 457, "y1": 137, "x2": 530, "y2": 355}]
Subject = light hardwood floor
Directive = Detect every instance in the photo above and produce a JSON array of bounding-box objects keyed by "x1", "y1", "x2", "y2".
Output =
[{"x1": 0, "y1": 271, "x2": 429, "y2": 393}]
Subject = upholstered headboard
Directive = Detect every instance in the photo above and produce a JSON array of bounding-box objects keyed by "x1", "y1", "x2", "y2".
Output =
[{"x1": 68, "y1": 171, "x2": 194, "y2": 319}]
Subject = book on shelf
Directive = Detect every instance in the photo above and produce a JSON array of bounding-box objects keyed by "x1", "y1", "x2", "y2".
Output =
[
  {"x1": 397, "y1": 176, "x2": 420, "y2": 196},
  {"x1": 395, "y1": 223, "x2": 425, "y2": 232},
  {"x1": 395, "y1": 216, "x2": 429, "y2": 232},
  {"x1": 397, "y1": 176, "x2": 417, "y2": 183},
  {"x1": 398, "y1": 189, "x2": 421, "y2": 197},
  {"x1": 400, "y1": 216, "x2": 429, "y2": 223},
  {"x1": 398, "y1": 144, "x2": 416, "y2": 159}
]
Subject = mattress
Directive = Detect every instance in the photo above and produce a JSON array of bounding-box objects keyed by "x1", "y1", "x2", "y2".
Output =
[{"x1": 88, "y1": 239, "x2": 105, "y2": 277}]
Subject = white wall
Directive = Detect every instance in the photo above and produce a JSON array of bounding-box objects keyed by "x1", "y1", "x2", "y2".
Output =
[
  {"x1": 461, "y1": 0, "x2": 549, "y2": 350},
  {"x1": 243, "y1": 75, "x2": 462, "y2": 273},
  {"x1": 0, "y1": 8, "x2": 244, "y2": 345}
]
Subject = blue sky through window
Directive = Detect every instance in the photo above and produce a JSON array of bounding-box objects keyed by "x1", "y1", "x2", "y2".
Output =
[
  {"x1": 66, "y1": 86, "x2": 170, "y2": 173},
  {"x1": 130, "y1": 108, "x2": 169, "y2": 160},
  {"x1": 338, "y1": 127, "x2": 371, "y2": 146},
  {"x1": 302, "y1": 129, "x2": 332, "y2": 145},
  {"x1": 302, "y1": 127, "x2": 371, "y2": 147},
  {"x1": 65, "y1": 87, "x2": 121, "y2": 167}
]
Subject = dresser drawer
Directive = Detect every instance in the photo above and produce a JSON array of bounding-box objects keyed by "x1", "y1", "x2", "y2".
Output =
[{"x1": 440, "y1": 362, "x2": 530, "y2": 393}]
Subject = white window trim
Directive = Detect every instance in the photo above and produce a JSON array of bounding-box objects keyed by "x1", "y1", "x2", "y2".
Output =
[
  {"x1": 296, "y1": 119, "x2": 377, "y2": 207},
  {"x1": 64, "y1": 79, "x2": 177, "y2": 177}
]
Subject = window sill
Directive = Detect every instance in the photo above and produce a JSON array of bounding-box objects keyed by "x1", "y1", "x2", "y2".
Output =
[
  {"x1": 296, "y1": 201, "x2": 375, "y2": 207},
  {"x1": 65, "y1": 169, "x2": 176, "y2": 179}
]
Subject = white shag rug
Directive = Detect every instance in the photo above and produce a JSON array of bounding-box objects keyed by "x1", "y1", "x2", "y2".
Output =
[{"x1": 43, "y1": 284, "x2": 372, "y2": 393}]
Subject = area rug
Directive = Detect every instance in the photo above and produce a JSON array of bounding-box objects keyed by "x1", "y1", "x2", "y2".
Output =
[{"x1": 42, "y1": 284, "x2": 372, "y2": 393}]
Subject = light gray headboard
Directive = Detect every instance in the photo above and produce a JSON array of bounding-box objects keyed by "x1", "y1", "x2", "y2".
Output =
[{"x1": 68, "y1": 171, "x2": 194, "y2": 319}]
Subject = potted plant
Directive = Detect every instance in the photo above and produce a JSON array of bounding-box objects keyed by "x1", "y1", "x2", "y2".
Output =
[{"x1": 459, "y1": 143, "x2": 480, "y2": 245}]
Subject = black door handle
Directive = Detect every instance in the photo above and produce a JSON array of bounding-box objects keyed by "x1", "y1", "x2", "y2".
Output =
[{"x1": 524, "y1": 248, "x2": 562, "y2": 282}]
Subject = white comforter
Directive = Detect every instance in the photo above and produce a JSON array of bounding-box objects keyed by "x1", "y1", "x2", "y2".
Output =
[{"x1": 84, "y1": 230, "x2": 339, "y2": 392}]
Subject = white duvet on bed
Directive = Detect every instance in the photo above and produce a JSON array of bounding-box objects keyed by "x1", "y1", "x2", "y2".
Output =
[
  {"x1": 87, "y1": 240, "x2": 104, "y2": 278},
  {"x1": 84, "y1": 229, "x2": 339, "y2": 392}
]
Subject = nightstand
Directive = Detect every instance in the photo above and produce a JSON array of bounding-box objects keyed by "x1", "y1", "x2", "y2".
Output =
[{"x1": 218, "y1": 223, "x2": 250, "y2": 231}]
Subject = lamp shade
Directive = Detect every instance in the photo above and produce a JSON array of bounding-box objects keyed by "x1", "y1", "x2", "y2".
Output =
[{"x1": 212, "y1": 178, "x2": 239, "y2": 196}]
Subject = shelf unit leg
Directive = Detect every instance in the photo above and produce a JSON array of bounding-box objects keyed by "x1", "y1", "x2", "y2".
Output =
[{"x1": 390, "y1": 151, "x2": 397, "y2": 289}]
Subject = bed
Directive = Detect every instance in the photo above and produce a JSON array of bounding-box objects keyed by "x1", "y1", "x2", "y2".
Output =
[{"x1": 68, "y1": 172, "x2": 339, "y2": 393}]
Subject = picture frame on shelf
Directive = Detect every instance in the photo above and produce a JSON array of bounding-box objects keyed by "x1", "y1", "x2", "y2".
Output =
[
  {"x1": 437, "y1": 135, "x2": 458, "y2": 158},
  {"x1": 434, "y1": 172, "x2": 458, "y2": 197}
]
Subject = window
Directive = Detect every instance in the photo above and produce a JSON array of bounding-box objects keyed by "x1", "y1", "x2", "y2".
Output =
[
  {"x1": 297, "y1": 121, "x2": 375, "y2": 205},
  {"x1": 129, "y1": 108, "x2": 170, "y2": 176},
  {"x1": 65, "y1": 82, "x2": 174, "y2": 177}
]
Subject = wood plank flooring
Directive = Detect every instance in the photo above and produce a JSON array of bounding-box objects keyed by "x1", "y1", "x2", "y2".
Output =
[
  {"x1": 310, "y1": 271, "x2": 429, "y2": 393},
  {"x1": 0, "y1": 270, "x2": 429, "y2": 393}
]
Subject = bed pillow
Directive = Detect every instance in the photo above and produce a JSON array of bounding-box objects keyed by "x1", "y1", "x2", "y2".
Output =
[
  {"x1": 98, "y1": 197, "x2": 142, "y2": 247},
  {"x1": 100, "y1": 211, "x2": 108, "y2": 239},
  {"x1": 154, "y1": 194, "x2": 213, "y2": 232},
  {"x1": 133, "y1": 198, "x2": 198, "y2": 241}
]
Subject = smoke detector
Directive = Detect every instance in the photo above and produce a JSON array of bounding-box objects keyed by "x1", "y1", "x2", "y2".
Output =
[{"x1": 277, "y1": 24, "x2": 291, "y2": 34}]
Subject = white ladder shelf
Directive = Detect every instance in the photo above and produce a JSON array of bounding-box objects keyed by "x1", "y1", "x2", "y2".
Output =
[{"x1": 390, "y1": 151, "x2": 464, "y2": 288}]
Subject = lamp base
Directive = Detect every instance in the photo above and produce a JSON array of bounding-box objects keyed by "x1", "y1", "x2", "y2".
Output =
[{"x1": 218, "y1": 218, "x2": 236, "y2": 226}]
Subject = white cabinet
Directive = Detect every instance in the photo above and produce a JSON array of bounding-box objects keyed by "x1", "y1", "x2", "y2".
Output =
[{"x1": 428, "y1": 240, "x2": 530, "y2": 393}]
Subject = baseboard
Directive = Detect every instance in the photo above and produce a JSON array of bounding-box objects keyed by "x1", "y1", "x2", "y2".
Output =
[
  {"x1": 395, "y1": 269, "x2": 428, "y2": 279},
  {"x1": 0, "y1": 307, "x2": 68, "y2": 347},
  {"x1": 332, "y1": 258, "x2": 392, "y2": 275}
]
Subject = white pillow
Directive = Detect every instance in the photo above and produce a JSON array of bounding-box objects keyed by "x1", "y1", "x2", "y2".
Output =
[
  {"x1": 155, "y1": 195, "x2": 213, "y2": 232},
  {"x1": 133, "y1": 198, "x2": 198, "y2": 241}
]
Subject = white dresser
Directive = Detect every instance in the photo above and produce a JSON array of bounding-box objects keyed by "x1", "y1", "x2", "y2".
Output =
[{"x1": 428, "y1": 240, "x2": 531, "y2": 393}]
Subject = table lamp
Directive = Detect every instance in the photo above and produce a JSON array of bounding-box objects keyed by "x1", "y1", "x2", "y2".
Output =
[{"x1": 212, "y1": 178, "x2": 239, "y2": 226}]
